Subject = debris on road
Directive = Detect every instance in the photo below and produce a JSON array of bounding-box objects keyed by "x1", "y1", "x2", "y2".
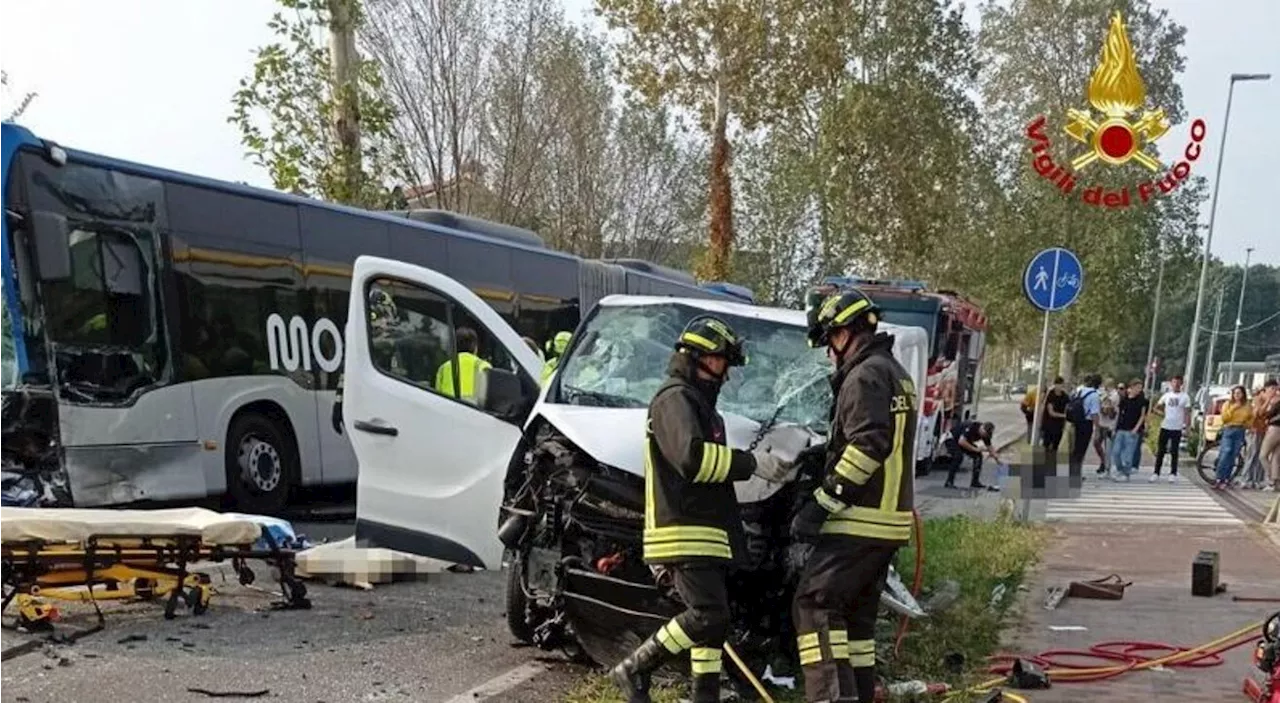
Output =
[{"x1": 186, "y1": 687, "x2": 271, "y2": 698}]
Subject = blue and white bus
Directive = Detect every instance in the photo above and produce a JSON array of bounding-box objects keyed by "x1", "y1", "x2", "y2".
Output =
[{"x1": 0, "y1": 122, "x2": 746, "y2": 511}]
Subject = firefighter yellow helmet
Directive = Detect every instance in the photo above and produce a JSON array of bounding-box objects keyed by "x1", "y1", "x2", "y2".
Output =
[
  {"x1": 675, "y1": 315, "x2": 746, "y2": 367},
  {"x1": 808, "y1": 289, "x2": 880, "y2": 348}
]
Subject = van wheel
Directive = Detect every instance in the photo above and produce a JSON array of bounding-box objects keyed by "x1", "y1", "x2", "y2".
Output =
[
  {"x1": 505, "y1": 552, "x2": 534, "y2": 643},
  {"x1": 225, "y1": 413, "x2": 295, "y2": 515}
]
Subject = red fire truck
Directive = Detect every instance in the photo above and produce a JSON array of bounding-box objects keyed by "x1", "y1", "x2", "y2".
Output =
[{"x1": 808, "y1": 277, "x2": 989, "y2": 475}]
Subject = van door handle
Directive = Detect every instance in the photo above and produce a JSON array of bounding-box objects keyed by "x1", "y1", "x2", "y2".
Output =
[{"x1": 353, "y1": 420, "x2": 398, "y2": 437}]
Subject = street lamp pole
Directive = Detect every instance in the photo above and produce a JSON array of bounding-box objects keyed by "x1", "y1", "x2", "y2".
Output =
[
  {"x1": 1227, "y1": 247, "x2": 1254, "y2": 383},
  {"x1": 1144, "y1": 251, "x2": 1166, "y2": 394},
  {"x1": 1183, "y1": 72, "x2": 1271, "y2": 399},
  {"x1": 1204, "y1": 283, "x2": 1225, "y2": 389}
]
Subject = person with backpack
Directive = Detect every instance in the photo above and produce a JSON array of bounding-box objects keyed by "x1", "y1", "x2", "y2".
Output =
[
  {"x1": 1066, "y1": 374, "x2": 1102, "y2": 479},
  {"x1": 943, "y1": 420, "x2": 1000, "y2": 491}
]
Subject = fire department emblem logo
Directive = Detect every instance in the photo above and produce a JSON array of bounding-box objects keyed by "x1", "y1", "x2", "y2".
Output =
[{"x1": 1063, "y1": 12, "x2": 1169, "y2": 171}]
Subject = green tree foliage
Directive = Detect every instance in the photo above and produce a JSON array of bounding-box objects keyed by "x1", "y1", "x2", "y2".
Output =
[
  {"x1": 230, "y1": 0, "x2": 400, "y2": 207},
  {"x1": 976, "y1": 0, "x2": 1205, "y2": 379},
  {"x1": 594, "y1": 0, "x2": 839, "y2": 281},
  {"x1": 1, "y1": 70, "x2": 37, "y2": 122}
]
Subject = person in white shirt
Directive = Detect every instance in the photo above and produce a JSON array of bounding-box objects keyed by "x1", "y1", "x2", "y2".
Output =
[{"x1": 1150, "y1": 375, "x2": 1191, "y2": 483}]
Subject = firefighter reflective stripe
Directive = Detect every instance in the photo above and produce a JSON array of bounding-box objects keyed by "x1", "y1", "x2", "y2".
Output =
[
  {"x1": 657, "y1": 619, "x2": 695, "y2": 654},
  {"x1": 681, "y1": 332, "x2": 718, "y2": 351},
  {"x1": 820, "y1": 505, "x2": 913, "y2": 541},
  {"x1": 690, "y1": 647, "x2": 722, "y2": 674},
  {"x1": 822, "y1": 408, "x2": 911, "y2": 541},
  {"x1": 828, "y1": 629, "x2": 849, "y2": 660},
  {"x1": 693, "y1": 442, "x2": 732, "y2": 483},
  {"x1": 833, "y1": 298, "x2": 870, "y2": 323},
  {"x1": 797, "y1": 631, "x2": 850, "y2": 666},
  {"x1": 643, "y1": 525, "x2": 732, "y2": 561},
  {"x1": 880, "y1": 413, "x2": 907, "y2": 511},
  {"x1": 834, "y1": 444, "x2": 880, "y2": 484},
  {"x1": 644, "y1": 441, "x2": 734, "y2": 559},
  {"x1": 797, "y1": 632, "x2": 822, "y2": 665},
  {"x1": 849, "y1": 639, "x2": 876, "y2": 668},
  {"x1": 814, "y1": 486, "x2": 845, "y2": 513},
  {"x1": 645, "y1": 441, "x2": 658, "y2": 530}
]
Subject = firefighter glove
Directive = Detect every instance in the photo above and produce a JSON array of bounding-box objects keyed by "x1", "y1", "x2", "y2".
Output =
[
  {"x1": 790, "y1": 498, "x2": 828, "y2": 543},
  {"x1": 752, "y1": 446, "x2": 794, "y2": 483}
]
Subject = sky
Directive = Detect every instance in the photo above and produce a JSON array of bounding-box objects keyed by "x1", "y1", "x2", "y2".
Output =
[{"x1": 1, "y1": 0, "x2": 1276, "y2": 266}]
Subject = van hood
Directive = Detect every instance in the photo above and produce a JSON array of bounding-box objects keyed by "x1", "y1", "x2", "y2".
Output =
[{"x1": 531, "y1": 403, "x2": 820, "y2": 504}]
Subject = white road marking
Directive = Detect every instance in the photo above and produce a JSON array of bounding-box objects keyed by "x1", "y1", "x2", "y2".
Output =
[
  {"x1": 442, "y1": 662, "x2": 548, "y2": 703},
  {"x1": 1044, "y1": 480, "x2": 1241, "y2": 525}
]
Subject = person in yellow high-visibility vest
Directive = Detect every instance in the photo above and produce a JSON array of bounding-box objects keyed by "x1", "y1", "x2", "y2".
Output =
[
  {"x1": 541, "y1": 330, "x2": 573, "y2": 386},
  {"x1": 436, "y1": 327, "x2": 492, "y2": 404}
]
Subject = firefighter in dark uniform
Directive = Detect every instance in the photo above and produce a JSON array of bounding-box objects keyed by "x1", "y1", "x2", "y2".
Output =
[
  {"x1": 609, "y1": 316, "x2": 795, "y2": 703},
  {"x1": 791, "y1": 289, "x2": 917, "y2": 703}
]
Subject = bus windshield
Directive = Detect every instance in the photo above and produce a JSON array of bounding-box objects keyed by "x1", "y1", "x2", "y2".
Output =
[{"x1": 557, "y1": 303, "x2": 833, "y2": 433}]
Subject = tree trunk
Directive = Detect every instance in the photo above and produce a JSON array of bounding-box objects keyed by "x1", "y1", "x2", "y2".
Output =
[
  {"x1": 701, "y1": 76, "x2": 733, "y2": 282},
  {"x1": 1057, "y1": 339, "x2": 1076, "y2": 384},
  {"x1": 328, "y1": 0, "x2": 362, "y2": 205}
]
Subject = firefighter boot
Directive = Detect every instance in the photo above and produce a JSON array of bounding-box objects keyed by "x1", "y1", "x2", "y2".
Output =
[
  {"x1": 609, "y1": 634, "x2": 670, "y2": 703},
  {"x1": 690, "y1": 672, "x2": 720, "y2": 703}
]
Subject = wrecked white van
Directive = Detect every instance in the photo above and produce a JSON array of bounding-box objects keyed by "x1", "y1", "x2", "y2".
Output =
[{"x1": 341, "y1": 256, "x2": 928, "y2": 677}]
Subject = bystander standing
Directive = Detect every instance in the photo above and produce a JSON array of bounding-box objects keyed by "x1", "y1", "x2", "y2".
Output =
[
  {"x1": 1151, "y1": 375, "x2": 1191, "y2": 484},
  {"x1": 1111, "y1": 379, "x2": 1149, "y2": 482}
]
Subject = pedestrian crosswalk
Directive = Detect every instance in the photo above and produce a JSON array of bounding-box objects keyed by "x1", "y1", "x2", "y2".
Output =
[{"x1": 1044, "y1": 478, "x2": 1241, "y2": 525}]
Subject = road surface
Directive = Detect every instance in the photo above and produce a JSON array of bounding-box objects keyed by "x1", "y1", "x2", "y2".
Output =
[{"x1": 0, "y1": 401, "x2": 1055, "y2": 703}]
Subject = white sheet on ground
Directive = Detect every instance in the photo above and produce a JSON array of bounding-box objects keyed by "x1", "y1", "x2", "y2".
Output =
[
  {"x1": 295, "y1": 536, "x2": 451, "y2": 589},
  {"x1": 0, "y1": 507, "x2": 261, "y2": 546}
]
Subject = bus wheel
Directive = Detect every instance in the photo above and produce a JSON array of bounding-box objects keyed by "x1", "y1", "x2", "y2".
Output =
[{"x1": 226, "y1": 413, "x2": 295, "y2": 515}]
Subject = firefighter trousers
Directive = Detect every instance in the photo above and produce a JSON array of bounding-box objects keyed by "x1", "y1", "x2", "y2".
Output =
[
  {"x1": 792, "y1": 539, "x2": 898, "y2": 703},
  {"x1": 651, "y1": 562, "x2": 730, "y2": 699}
]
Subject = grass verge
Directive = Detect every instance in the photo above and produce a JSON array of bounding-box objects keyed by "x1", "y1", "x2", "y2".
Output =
[{"x1": 562, "y1": 515, "x2": 1046, "y2": 702}]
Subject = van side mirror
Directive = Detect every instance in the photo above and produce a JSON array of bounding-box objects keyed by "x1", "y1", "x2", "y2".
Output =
[
  {"x1": 479, "y1": 367, "x2": 535, "y2": 423},
  {"x1": 32, "y1": 211, "x2": 72, "y2": 281}
]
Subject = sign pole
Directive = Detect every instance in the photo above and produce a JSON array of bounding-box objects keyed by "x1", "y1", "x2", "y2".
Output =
[
  {"x1": 1024, "y1": 309, "x2": 1052, "y2": 522},
  {"x1": 1020, "y1": 247, "x2": 1081, "y2": 523},
  {"x1": 1023, "y1": 250, "x2": 1061, "y2": 521}
]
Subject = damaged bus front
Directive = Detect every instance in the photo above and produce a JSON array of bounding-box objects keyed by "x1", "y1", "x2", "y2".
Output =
[{"x1": 3, "y1": 125, "x2": 177, "y2": 507}]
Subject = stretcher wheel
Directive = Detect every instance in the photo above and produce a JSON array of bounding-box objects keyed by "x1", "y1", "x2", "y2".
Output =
[
  {"x1": 164, "y1": 594, "x2": 178, "y2": 620},
  {"x1": 189, "y1": 586, "x2": 210, "y2": 616},
  {"x1": 237, "y1": 566, "x2": 256, "y2": 586},
  {"x1": 136, "y1": 578, "x2": 156, "y2": 600}
]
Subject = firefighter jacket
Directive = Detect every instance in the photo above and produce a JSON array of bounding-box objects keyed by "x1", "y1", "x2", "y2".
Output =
[
  {"x1": 811, "y1": 332, "x2": 917, "y2": 545},
  {"x1": 643, "y1": 352, "x2": 757, "y2": 564}
]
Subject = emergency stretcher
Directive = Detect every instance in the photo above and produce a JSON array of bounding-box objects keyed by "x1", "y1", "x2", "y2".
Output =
[{"x1": 1, "y1": 507, "x2": 310, "y2": 630}]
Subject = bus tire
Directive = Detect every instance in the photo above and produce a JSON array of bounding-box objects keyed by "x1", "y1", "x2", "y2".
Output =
[{"x1": 225, "y1": 412, "x2": 295, "y2": 515}]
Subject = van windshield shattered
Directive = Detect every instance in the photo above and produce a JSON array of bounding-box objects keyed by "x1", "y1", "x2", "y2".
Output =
[{"x1": 556, "y1": 303, "x2": 833, "y2": 433}]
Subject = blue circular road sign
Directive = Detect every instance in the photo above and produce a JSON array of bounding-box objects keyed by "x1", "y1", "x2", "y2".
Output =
[{"x1": 1024, "y1": 247, "x2": 1084, "y2": 312}]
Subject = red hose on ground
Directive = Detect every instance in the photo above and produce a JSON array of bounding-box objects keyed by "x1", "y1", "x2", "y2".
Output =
[
  {"x1": 987, "y1": 631, "x2": 1260, "y2": 684},
  {"x1": 892, "y1": 508, "x2": 925, "y2": 656}
]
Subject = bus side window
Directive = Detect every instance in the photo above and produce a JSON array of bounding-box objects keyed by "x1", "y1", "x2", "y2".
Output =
[{"x1": 46, "y1": 228, "x2": 152, "y2": 349}]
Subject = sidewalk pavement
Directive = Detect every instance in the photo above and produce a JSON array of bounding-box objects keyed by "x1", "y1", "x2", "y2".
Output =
[{"x1": 1005, "y1": 521, "x2": 1280, "y2": 702}]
